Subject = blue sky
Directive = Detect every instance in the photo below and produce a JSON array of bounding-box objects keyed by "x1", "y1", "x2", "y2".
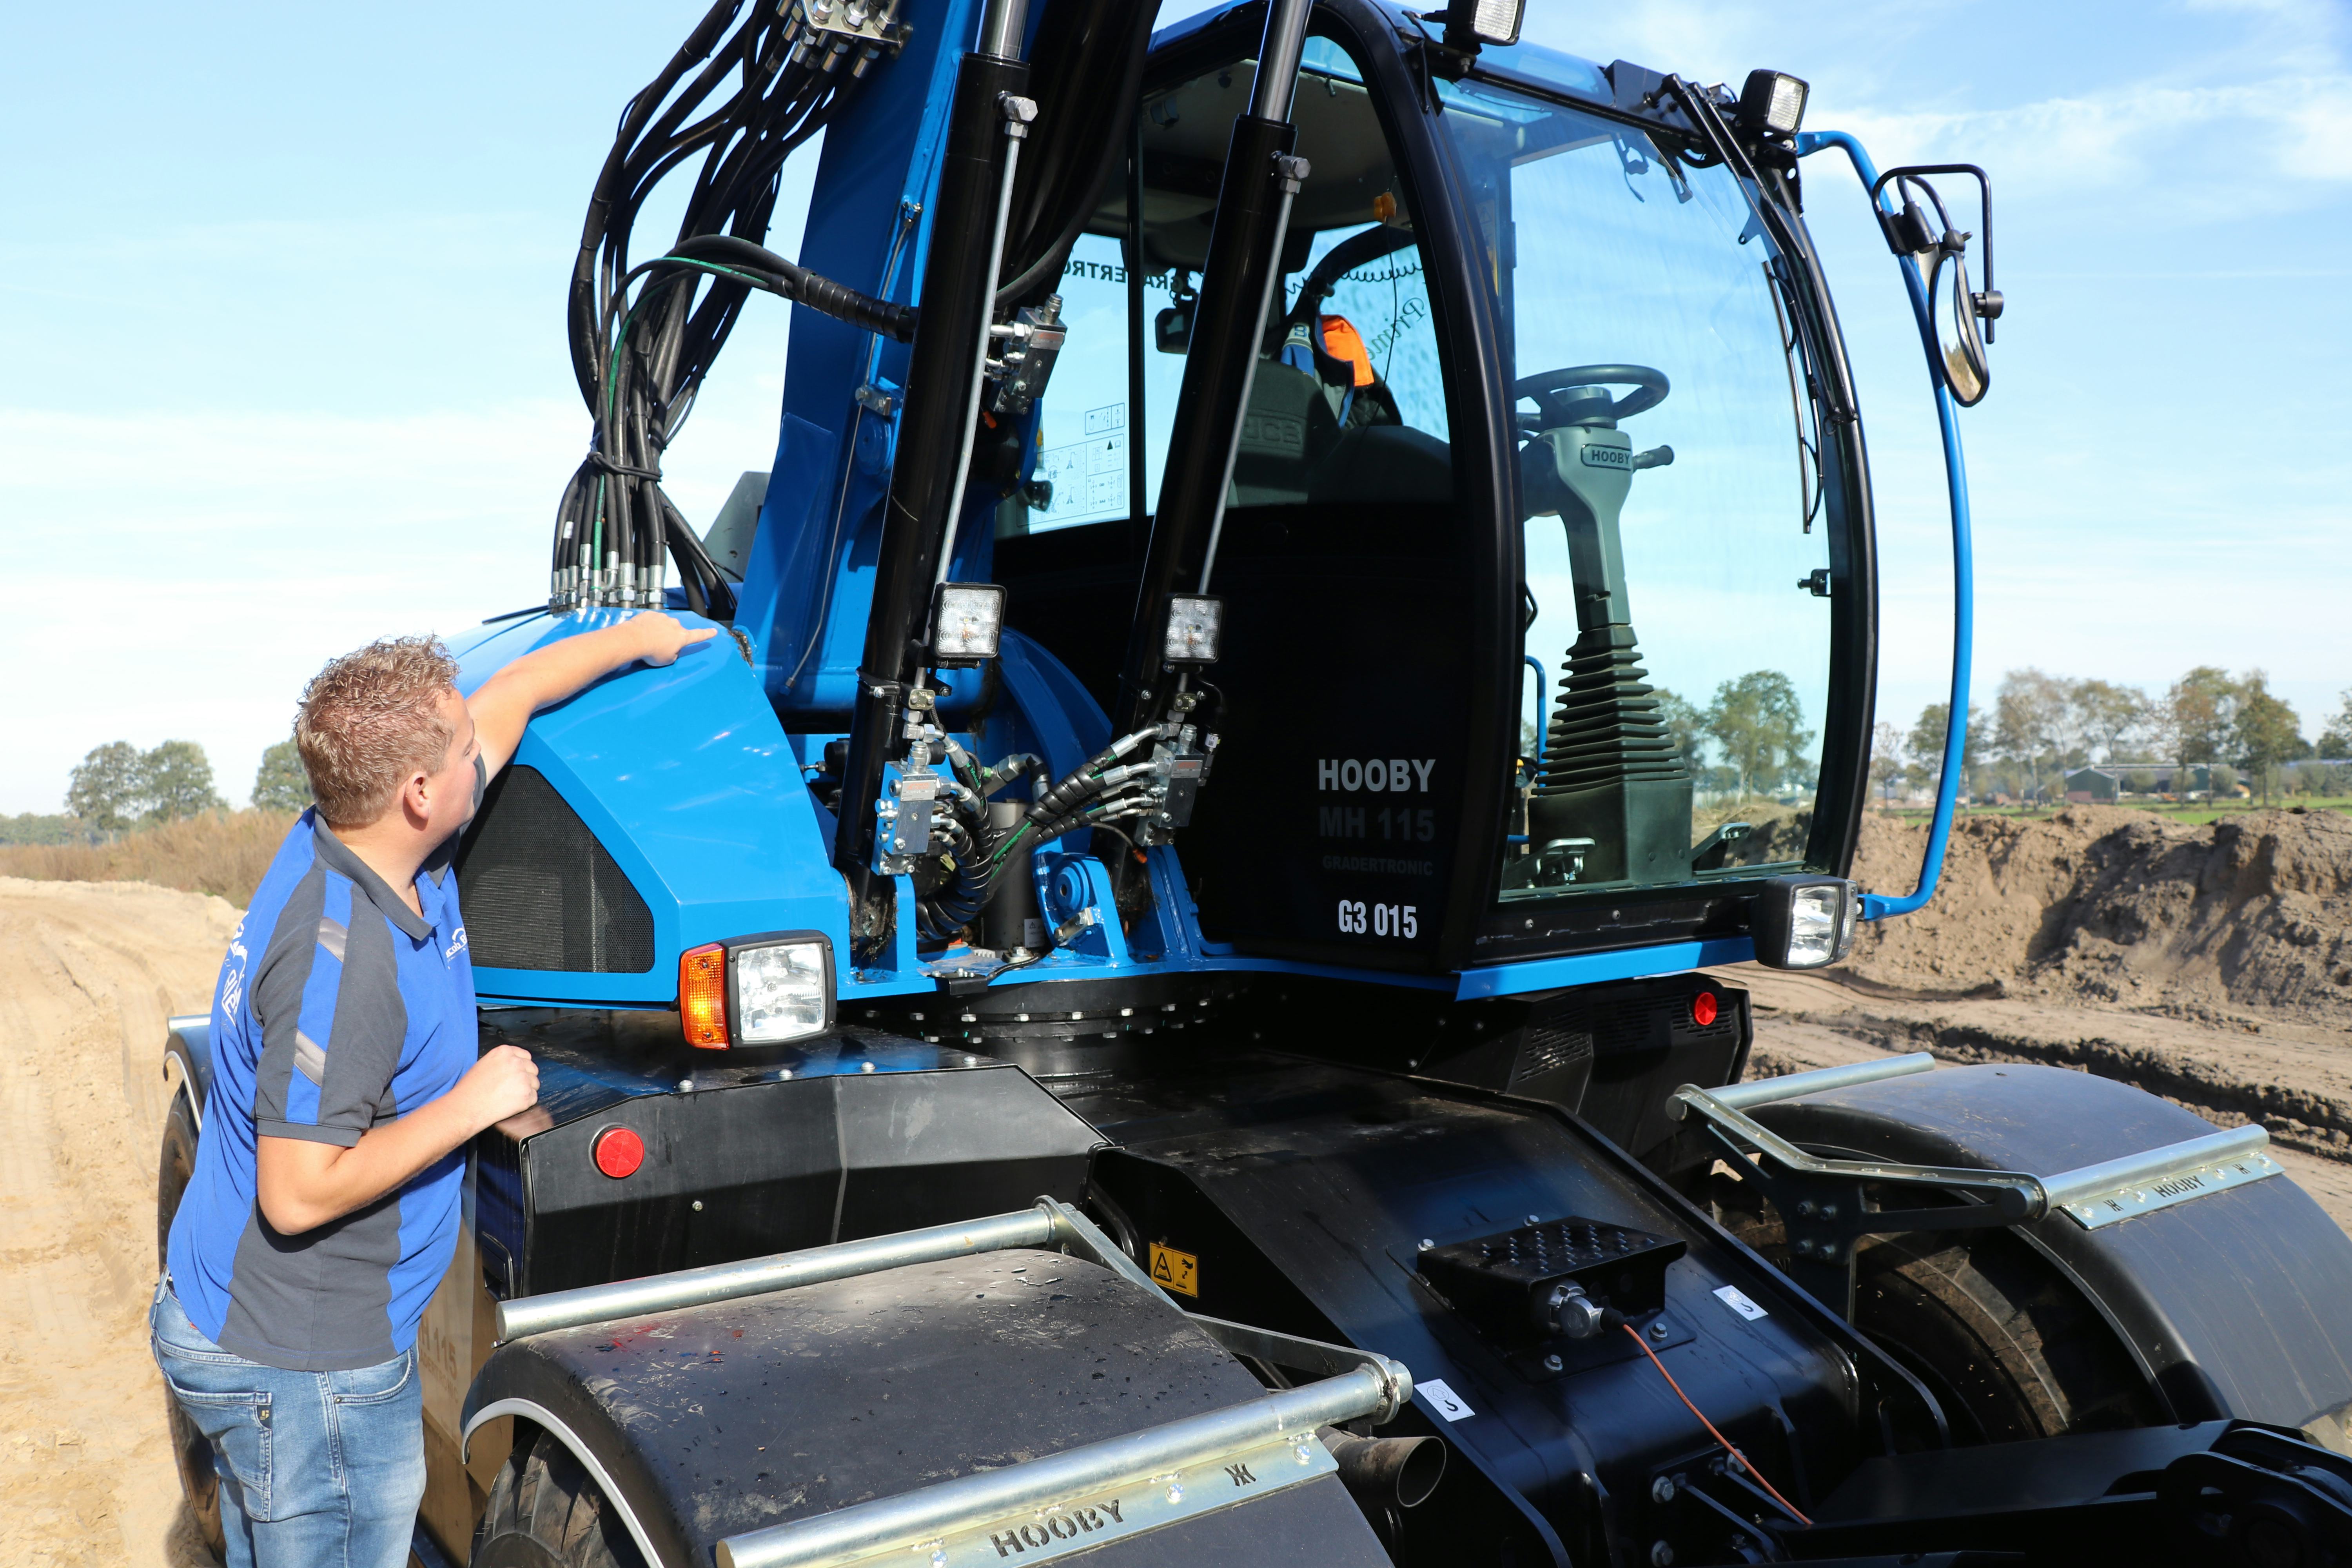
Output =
[{"x1": 3, "y1": 0, "x2": 2347, "y2": 811}]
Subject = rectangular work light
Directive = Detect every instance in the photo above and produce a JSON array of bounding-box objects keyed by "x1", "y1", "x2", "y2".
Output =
[
  {"x1": 1443, "y1": 0, "x2": 1524, "y2": 47},
  {"x1": 678, "y1": 930, "x2": 835, "y2": 1048},
  {"x1": 928, "y1": 581, "x2": 1007, "y2": 667},
  {"x1": 1737, "y1": 70, "x2": 1810, "y2": 137},
  {"x1": 1161, "y1": 594, "x2": 1224, "y2": 666},
  {"x1": 1750, "y1": 876, "x2": 1860, "y2": 970}
]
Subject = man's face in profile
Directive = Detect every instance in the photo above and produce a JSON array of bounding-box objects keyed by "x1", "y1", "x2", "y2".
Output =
[{"x1": 422, "y1": 687, "x2": 482, "y2": 845}]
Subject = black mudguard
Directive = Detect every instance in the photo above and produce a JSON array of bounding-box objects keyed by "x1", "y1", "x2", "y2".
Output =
[
  {"x1": 461, "y1": 1248, "x2": 1391, "y2": 1568},
  {"x1": 164, "y1": 1015, "x2": 211, "y2": 1118},
  {"x1": 1756, "y1": 1063, "x2": 2352, "y2": 1447}
]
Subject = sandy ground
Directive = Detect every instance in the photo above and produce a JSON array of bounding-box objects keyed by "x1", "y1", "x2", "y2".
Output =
[
  {"x1": 0, "y1": 879, "x2": 237, "y2": 1568},
  {"x1": 2, "y1": 873, "x2": 2345, "y2": 1567}
]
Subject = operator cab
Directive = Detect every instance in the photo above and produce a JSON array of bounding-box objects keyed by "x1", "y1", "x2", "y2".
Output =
[{"x1": 995, "y1": 1, "x2": 1867, "y2": 976}]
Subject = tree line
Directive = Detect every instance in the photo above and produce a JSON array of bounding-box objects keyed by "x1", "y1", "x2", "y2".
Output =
[
  {"x1": 3, "y1": 739, "x2": 315, "y2": 844},
  {"x1": 1525, "y1": 670, "x2": 1818, "y2": 802},
  {"x1": 1868, "y1": 668, "x2": 2352, "y2": 806}
]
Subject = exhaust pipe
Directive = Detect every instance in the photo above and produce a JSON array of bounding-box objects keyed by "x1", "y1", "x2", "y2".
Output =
[{"x1": 1320, "y1": 1428, "x2": 1448, "y2": 1511}]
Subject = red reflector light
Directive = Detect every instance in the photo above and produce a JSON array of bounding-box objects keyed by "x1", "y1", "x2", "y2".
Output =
[
  {"x1": 680, "y1": 942, "x2": 729, "y2": 1047},
  {"x1": 592, "y1": 1125, "x2": 644, "y2": 1180},
  {"x1": 1692, "y1": 991, "x2": 1719, "y2": 1027}
]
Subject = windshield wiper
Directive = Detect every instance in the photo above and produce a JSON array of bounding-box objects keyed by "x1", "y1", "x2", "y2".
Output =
[{"x1": 1656, "y1": 76, "x2": 1857, "y2": 426}]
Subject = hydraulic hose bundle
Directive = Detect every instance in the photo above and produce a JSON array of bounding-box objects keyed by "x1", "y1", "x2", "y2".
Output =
[
  {"x1": 913, "y1": 724, "x2": 1175, "y2": 942},
  {"x1": 551, "y1": 0, "x2": 915, "y2": 616}
]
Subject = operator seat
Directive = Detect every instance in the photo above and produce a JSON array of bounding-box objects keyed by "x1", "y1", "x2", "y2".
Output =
[{"x1": 1229, "y1": 310, "x2": 1452, "y2": 508}]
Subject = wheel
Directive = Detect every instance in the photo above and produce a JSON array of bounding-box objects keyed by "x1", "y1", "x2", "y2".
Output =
[
  {"x1": 156, "y1": 1088, "x2": 227, "y2": 1561},
  {"x1": 1855, "y1": 1227, "x2": 2165, "y2": 1445},
  {"x1": 1700, "y1": 1163, "x2": 2163, "y2": 1446},
  {"x1": 473, "y1": 1426, "x2": 647, "y2": 1567}
]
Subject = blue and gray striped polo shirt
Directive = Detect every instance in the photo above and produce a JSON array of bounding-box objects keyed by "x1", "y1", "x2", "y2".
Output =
[{"x1": 167, "y1": 809, "x2": 478, "y2": 1371}]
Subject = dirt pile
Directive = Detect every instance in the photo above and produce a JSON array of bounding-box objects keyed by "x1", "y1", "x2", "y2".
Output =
[
  {"x1": 1849, "y1": 806, "x2": 2352, "y2": 1024},
  {"x1": 0, "y1": 878, "x2": 237, "y2": 1566}
]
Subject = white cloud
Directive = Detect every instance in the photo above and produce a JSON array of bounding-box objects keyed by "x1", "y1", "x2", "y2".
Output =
[{"x1": 1834, "y1": 76, "x2": 2352, "y2": 211}]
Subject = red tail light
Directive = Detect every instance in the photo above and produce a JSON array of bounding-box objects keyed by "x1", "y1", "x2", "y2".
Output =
[{"x1": 592, "y1": 1125, "x2": 645, "y2": 1180}]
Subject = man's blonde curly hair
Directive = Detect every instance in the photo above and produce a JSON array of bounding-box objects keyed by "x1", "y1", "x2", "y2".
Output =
[{"x1": 295, "y1": 637, "x2": 461, "y2": 829}]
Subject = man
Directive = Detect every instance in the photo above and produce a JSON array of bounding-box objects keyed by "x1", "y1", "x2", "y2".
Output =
[{"x1": 152, "y1": 612, "x2": 714, "y2": 1567}]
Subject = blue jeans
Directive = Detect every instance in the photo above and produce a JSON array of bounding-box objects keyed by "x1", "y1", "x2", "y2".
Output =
[{"x1": 149, "y1": 1278, "x2": 425, "y2": 1568}]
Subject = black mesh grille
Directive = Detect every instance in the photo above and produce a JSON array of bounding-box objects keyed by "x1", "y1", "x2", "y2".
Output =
[
  {"x1": 1512, "y1": 1024, "x2": 1594, "y2": 1085},
  {"x1": 456, "y1": 766, "x2": 654, "y2": 973}
]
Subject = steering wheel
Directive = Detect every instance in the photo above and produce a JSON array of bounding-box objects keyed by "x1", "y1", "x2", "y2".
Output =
[{"x1": 1514, "y1": 364, "x2": 1670, "y2": 429}]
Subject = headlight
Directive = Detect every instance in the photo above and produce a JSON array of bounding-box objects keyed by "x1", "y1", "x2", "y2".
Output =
[
  {"x1": 928, "y1": 581, "x2": 1006, "y2": 667},
  {"x1": 676, "y1": 931, "x2": 835, "y2": 1048},
  {"x1": 1737, "y1": 70, "x2": 1810, "y2": 137},
  {"x1": 1752, "y1": 875, "x2": 1858, "y2": 971},
  {"x1": 1443, "y1": 0, "x2": 1523, "y2": 47},
  {"x1": 734, "y1": 938, "x2": 832, "y2": 1044},
  {"x1": 1162, "y1": 594, "x2": 1224, "y2": 665}
]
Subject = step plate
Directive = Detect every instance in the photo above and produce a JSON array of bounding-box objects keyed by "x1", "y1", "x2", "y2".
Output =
[
  {"x1": 913, "y1": 1432, "x2": 1337, "y2": 1568},
  {"x1": 2058, "y1": 1147, "x2": 2283, "y2": 1230}
]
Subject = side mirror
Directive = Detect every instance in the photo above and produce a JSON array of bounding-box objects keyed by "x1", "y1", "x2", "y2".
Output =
[
  {"x1": 1871, "y1": 164, "x2": 2000, "y2": 406},
  {"x1": 1155, "y1": 300, "x2": 1194, "y2": 355}
]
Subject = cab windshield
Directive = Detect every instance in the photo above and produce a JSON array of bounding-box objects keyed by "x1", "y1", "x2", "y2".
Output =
[{"x1": 1436, "y1": 65, "x2": 1836, "y2": 903}]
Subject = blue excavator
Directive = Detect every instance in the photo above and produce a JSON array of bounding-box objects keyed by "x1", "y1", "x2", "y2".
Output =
[{"x1": 158, "y1": 2, "x2": 2352, "y2": 1564}]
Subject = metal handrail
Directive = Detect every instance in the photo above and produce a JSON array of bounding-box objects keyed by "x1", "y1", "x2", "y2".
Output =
[
  {"x1": 499, "y1": 1205, "x2": 1062, "y2": 1342},
  {"x1": 1701, "y1": 1052, "x2": 1936, "y2": 1111},
  {"x1": 1675, "y1": 1079, "x2": 2047, "y2": 1219},
  {"x1": 1675, "y1": 1057, "x2": 2279, "y2": 1230},
  {"x1": 2042, "y1": 1124, "x2": 2271, "y2": 1212}
]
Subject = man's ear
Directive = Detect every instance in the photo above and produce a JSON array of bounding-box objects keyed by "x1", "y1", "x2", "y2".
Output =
[{"x1": 401, "y1": 769, "x2": 436, "y2": 827}]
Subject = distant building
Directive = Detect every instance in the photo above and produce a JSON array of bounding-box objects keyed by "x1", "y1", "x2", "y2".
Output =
[
  {"x1": 2063, "y1": 764, "x2": 2210, "y2": 802},
  {"x1": 2063, "y1": 768, "x2": 2116, "y2": 802}
]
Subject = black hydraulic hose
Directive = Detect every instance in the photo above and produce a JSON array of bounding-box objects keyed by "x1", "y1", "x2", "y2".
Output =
[
  {"x1": 926, "y1": 775, "x2": 1151, "y2": 937},
  {"x1": 655, "y1": 236, "x2": 920, "y2": 341},
  {"x1": 1025, "y1": 725, "x2": 1169, "y2": 824},
  {"x1": 991, "y1": 0, "x2": 1156, "y2": 307},
  {"x1": 935, "y1": 811, "x2": 976, "y2": 860},
  {"x1": 554, "y1": 0, "x2": 875, "y2": 609}
]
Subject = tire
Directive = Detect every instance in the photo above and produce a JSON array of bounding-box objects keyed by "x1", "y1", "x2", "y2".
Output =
[
  {"x1": 1854, "y1": 1227, "x2": 2165, "y2": 1445},
  {"x1": 1701, "y1": 1162, "x2": 2164, "y2": 1446},
  {"x1": 156, "y1": 1088, "x2": 228, "y2": 1562},
  {"x1": 472, "y1": 1426, "x2": 648, "y2": 1568}
]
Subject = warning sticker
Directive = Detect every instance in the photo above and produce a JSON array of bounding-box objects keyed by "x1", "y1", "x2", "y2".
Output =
[
  {"x1": 1713, "y1": 1285, "x2": 1768, "y2": 1321},
  {"x1": 1417, "y1": 1379, "x2": 1474, "y2": 1423},
  {"x1": 1149, "y1": 1243, "x2": 1199, "y2": 1297}
]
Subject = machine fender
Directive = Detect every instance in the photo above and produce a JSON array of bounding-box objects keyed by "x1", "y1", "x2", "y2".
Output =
[
  {"x1": 164, "y1": 1014, "x2": 212, "y2": 1123},
  {"x1": 462, "y1": 1248, "x2": 1391, "y2": 1568},
  {"x1": 463, "y1": 1391, "x2": 679, "y2": 1567},
  {"x1": 1754, "y1": 1063, "x2": 2352, "y2": 1448}
]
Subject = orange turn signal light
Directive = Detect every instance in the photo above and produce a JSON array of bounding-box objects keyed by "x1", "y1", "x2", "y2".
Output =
[{"x1": 680, "y1": 942, "x2": 729, "y2": 1048}]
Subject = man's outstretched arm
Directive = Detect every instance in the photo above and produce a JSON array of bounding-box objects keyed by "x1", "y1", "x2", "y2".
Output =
[
  {"x1": 255, "y1": 1047, "x2": 540, "y2": 1234},
  {"x1": 469, "y1": 612, "x2": 717, "y2": 777}
]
